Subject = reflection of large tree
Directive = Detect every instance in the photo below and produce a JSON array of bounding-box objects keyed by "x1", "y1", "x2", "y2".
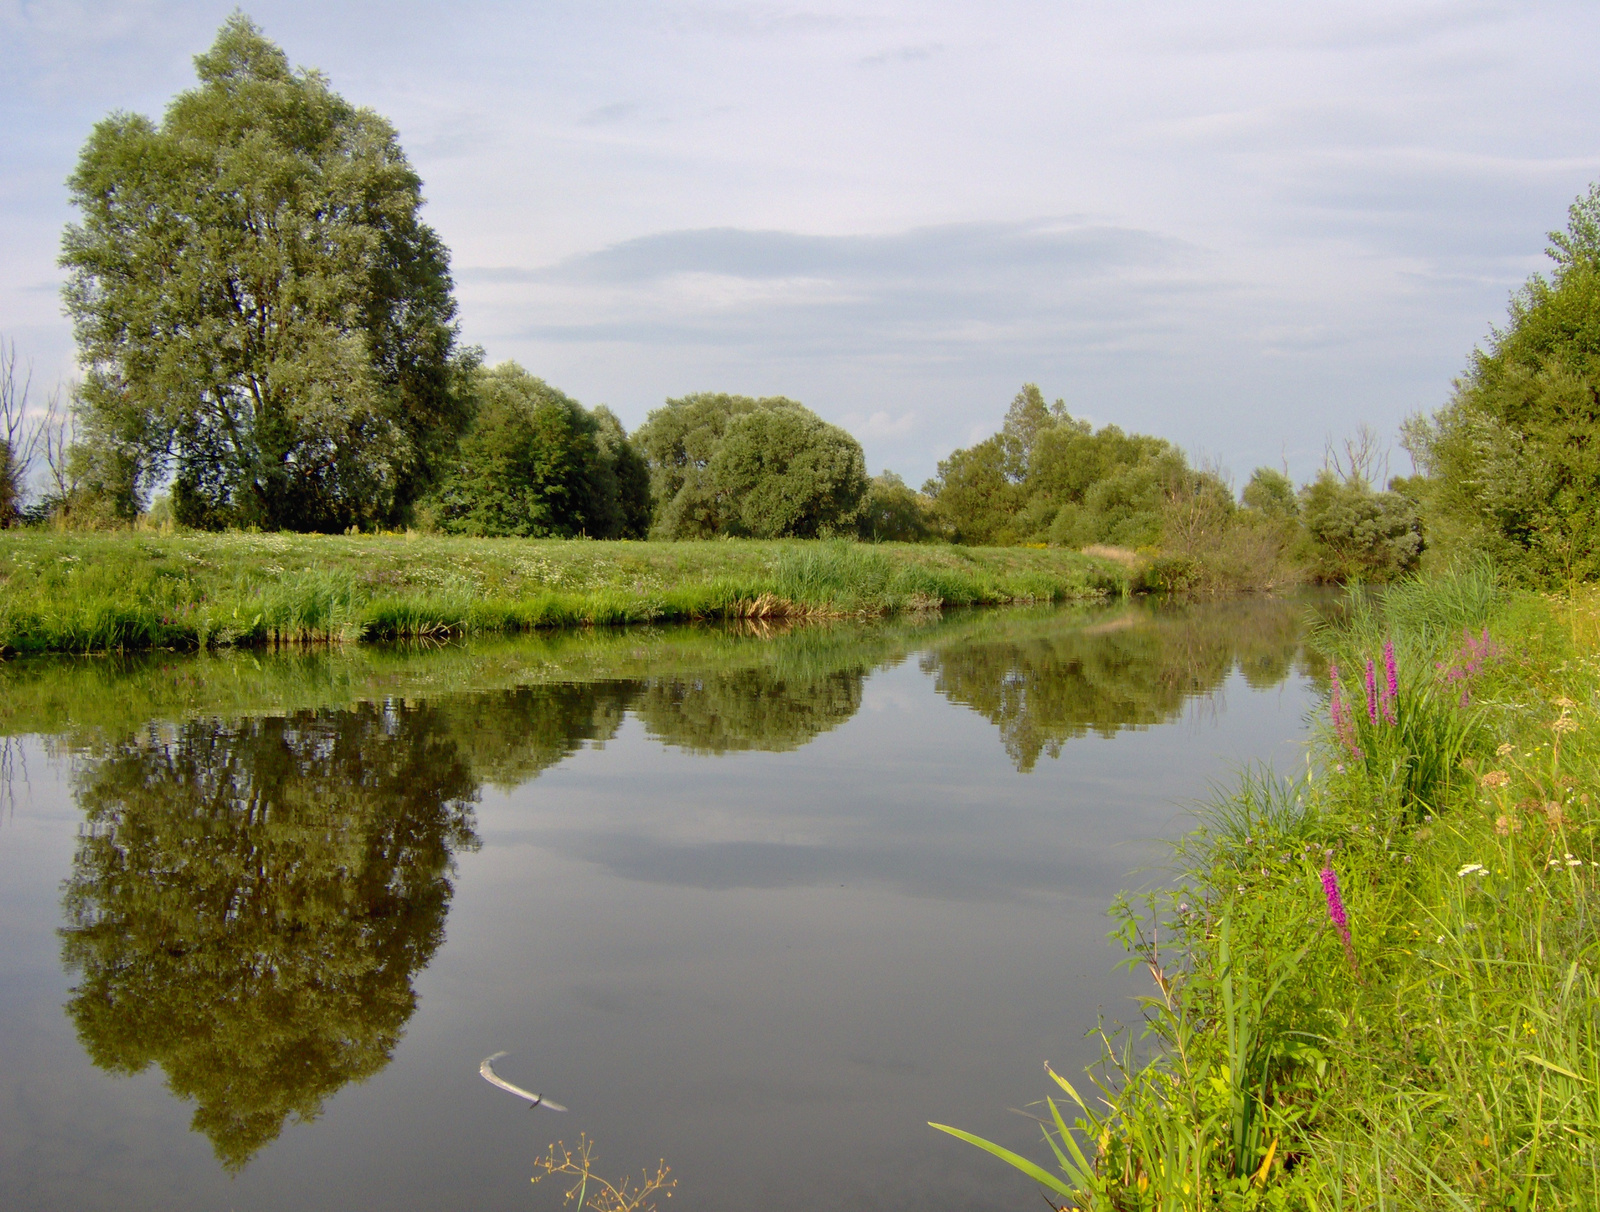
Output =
[
  {"x1": 59, "y1": 703, "x2": 478, "y2": 1170},
  {"x1": 635, "y1": 668, "x2": 864, "y2": 754},
  {"x1": 923, "y1": 600, "x2": 1306, "y2": 771},
  {"x1": 443, "y1": 682, "x2": 639, "y2": 789}
]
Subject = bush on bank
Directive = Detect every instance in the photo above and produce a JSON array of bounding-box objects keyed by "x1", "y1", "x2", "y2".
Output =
[{"x1": 938, "y1": 563, "x2": 1600, "y2": 1209}]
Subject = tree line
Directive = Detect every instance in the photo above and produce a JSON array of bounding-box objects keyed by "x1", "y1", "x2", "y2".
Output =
[{"x1": 3, "y1": 13, "x2": 1597, "y2": 590}]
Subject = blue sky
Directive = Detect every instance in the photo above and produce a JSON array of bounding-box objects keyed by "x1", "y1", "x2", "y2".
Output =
[{"x1": 4, "y1": 1, "x2": 1599, "y2": 487}]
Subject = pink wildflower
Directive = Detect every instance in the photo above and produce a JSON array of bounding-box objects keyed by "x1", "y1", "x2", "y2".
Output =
[
  {"x1": 1365, "y1": 659, "x2": 1379, "y2": 725},
  {"x1": 1329, "y1": 664, "x2": 1363, "y2": 759},
  {"x1": 1380, "y1": 640, "x2": 1397, "y2": 725},
  {"x1": 1321, "y1": 865, "x2": 1360, "y2": 975}
]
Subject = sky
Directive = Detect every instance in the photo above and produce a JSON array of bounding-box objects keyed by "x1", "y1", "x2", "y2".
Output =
[{"x1": 4, "y1": 1, "x2": 1600, "y2": 488}]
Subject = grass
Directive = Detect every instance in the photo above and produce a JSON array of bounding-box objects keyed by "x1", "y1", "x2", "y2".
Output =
[
  {"x1": 0, "y1": 531, "x2": 1128, "y2": 654},
  {"x1": 938, "y1": 564, "x2": 1600, "y2": 1209}
]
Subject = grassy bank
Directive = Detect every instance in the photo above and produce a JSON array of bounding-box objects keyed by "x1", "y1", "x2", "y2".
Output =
[
  {"x1": 0, "y1": 531, "x2": 1126, "y2": 654},
  {"x1": 940, "y1": 566, "x2": 1600, "y2": 1208}
]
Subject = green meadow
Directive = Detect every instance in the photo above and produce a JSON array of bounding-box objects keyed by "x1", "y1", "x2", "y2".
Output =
[{"x1": 0, "y1": 530, "x2": 1125, "y2": 654}]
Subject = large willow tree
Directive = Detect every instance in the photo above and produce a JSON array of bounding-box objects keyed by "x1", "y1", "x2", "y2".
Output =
[{"x1": 60, "y1": 15, "x2": 463, "y2": 531}]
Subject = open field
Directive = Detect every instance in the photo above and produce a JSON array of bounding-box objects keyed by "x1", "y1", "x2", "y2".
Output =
[{"x1": 0, "y1": 531, "x2": 1126, "y2": 654}]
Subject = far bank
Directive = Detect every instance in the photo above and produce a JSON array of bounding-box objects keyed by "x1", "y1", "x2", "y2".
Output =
[{"x1": 0, "y1": 532, "x2": 1129, "y2": 655}]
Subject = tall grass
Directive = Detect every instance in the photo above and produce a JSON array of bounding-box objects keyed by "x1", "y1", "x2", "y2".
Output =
[
  {"x1": 0, "y1": 532, "x2": 1126, "y2": 654},
  {"x1": 937, "y1": 564, "x2": 1600, "y2": 1208}
]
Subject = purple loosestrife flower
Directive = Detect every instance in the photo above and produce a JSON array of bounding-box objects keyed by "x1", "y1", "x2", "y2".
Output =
[
  {"x1": 1321, "y1": 865, "x2": 1360, "y2": 974},
  {"x1": 1329, "y1": 664, "x2": 1363, "y2": 759},
  {"x1": 1365, "y1": 659, "x2": 1379, "y2": 725},
  {"x1": 1384, "y1": 639, "x2": 1398, "y2": 700}
]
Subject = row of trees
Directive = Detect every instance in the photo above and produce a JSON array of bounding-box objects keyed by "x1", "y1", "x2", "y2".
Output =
[
  {"x1": 21, "y1": 16, "x2": 874, "y2": 541},
  {"x1": 21, "y1": 15, "x2": 1600, "y2": 586},
  {"x1": 915, "y1": 386, "x2": 1424, "y2": 585}
]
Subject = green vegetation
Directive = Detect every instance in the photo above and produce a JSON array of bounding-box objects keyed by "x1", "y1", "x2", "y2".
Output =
[
  {"x1": 422, "y1": 363, "x2": 649, "y2": 538},
  {"x1": 0, "y1": 530, "x2": 1124, "y2": 654},
  {"x1": 1405, "y1": 184, "x2": 1600, "y2": 587},
  {"x1": 60, "y1": 14, "x2": 464, "y2": 531},
  {"x1": 634, "y1": 392, "x2": 868, "y2": 539},
  {"x1": 937, "y1": 564, "x2": 1600, "y2": 1207},
  {"x1": 919, "y1": 386, "x2": 1422, "y2": 591}
]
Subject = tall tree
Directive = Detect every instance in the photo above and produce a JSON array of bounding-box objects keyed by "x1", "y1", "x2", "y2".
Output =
[
  {"x1": 426, "y1": 363, "x2": 611, "y2": 538},
  {"x1": 1405, "y1": 181, "x2": 1600, "y2": 582},
  {"x1": 60, "y1": 15, "x2": 463, "y2": 531},
  {"x1": 635, "y1": 393, "x2": 865, "y2": 539},
  {"x1": 708, "y1": 406, "x2": 868, "y2": 538}
]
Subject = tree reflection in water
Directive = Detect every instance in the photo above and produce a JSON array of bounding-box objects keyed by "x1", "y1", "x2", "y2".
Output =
[
  {"x1": 635, "y1": 667, "x2": 863, "y2": 754},
  {"x1": 920, "y1": 598, "x2": 1309, "y2": 771},
  {"x1": 46, "y1": 597, "x2": 1315, "y2": 1170},
  {"x1": 59, "y1": 702, "x2": 479, "y2": 1170}
]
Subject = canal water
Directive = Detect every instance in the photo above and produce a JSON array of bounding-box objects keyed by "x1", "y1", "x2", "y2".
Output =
[{"x1": 0, "y1": 597, "x2": 1320, "y2": 1211}]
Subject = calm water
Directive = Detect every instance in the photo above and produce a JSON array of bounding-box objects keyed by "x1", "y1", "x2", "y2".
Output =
[{"x1": 0, "y1": 598, "x2": 1319, "y2": 1211}]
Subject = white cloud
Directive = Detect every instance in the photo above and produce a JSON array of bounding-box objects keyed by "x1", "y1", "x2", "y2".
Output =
[{"x1": 845, "y1": 410, "x2": 917, "y2": 440}]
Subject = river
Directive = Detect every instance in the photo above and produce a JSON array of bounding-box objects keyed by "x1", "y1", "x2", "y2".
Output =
[{"x1": 0, "y1": 596, "x2": 1321, "y2": 1211}]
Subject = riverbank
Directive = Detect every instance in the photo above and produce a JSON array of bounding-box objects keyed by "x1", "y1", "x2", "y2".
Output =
[
  {"x1": 940, "y1": 565, "x2": 1600, "y2": 1207},
  {"x1": 0, "y1": 531, "x2": 1126, "y2": 654}
]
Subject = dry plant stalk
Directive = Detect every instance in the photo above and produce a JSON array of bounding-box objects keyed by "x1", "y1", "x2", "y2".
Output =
[{"x1": 532, "y1": 1135, "x2": 675, "y2": 1212}]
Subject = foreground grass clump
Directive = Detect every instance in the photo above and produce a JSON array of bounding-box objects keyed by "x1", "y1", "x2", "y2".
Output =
[
  {"x1": 0, "y1": 531, "x2": 1125, "y2": 654},
  {"x1": 938, "y1": 564, "x2": 1600, "y2": 1208}
]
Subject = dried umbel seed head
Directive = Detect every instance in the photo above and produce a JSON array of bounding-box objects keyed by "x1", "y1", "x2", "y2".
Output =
[
  {"x1": 1480, "y1": 770, "x2": 1511, "y2": 789},
  {"x1": 1495, "y1": 814, "x2": 1522, "y2": 836},
  {"x1": 1543, "y1": 802, "x2": 1566, "y2": 826}
]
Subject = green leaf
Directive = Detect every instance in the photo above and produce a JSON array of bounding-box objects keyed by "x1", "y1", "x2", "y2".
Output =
[{"x1": 928, "y1": 1123, "x2": 1080, "y2": 1198}]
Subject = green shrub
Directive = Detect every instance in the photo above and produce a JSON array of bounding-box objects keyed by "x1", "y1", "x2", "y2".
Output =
[{"x1": 1298, "y1": 471, "x2": 1423, "y2": 582}]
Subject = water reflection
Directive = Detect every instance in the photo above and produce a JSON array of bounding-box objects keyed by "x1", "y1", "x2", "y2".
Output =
[
  {"x1": 922, "y1": 598, "x2": 1309, "y2": 770},
  {"x1": 59, "y1": 703, "x2": 479, "y2": 1169},
  {"x1": 636, "y1": 667, "x2": 864, "y2": 754},
  {"x1": 27, "y1": 597, "x2": 1318, "y2": 1180}
]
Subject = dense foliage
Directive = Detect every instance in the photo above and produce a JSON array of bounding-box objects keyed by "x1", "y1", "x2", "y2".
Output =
[
  {"x1": 1297, "y1": 470, "x2": 1423, "y2": 582},
  {"x1": 635, "y1": 393, "x2": 868, "y2": 539},
  {"x1": 857, "y1": 471, "x2": 933, "y2": 542},
  {"x1": 60, "y1": 16, "x2": 463, "y2": 531},
  {"x1": 922, "y1": 385, "x2": 1230, "y2": 549},
  {"x1": 1405, "y1": 184, "x2": 1600, "y2": 584},
  {"x1": 423, "y1": 362, "x2": 649, "y2": 538}
]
